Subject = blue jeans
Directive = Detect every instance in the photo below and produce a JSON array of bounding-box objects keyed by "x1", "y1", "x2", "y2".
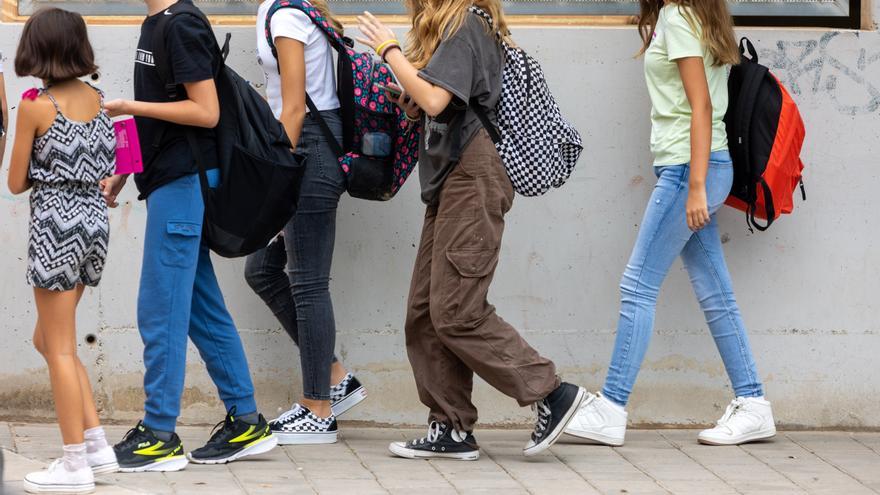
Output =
[
  {"x1": 244, "y1": 111, "x2": 346, "y2": 401},
  {"x1": 602, "y1": 151, "x2": 764, "y2": 406},
  {"x1": 139, "y1": 171, "x2": 257, "y2": 432}
]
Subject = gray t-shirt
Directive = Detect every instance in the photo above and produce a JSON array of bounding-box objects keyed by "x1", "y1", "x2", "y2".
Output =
[{"x1": 417, "y1": 14, "x2": 503, "y2": 205}]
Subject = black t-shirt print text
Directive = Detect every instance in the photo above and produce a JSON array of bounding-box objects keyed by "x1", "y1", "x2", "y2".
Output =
[{"x1": 133, "y1": 2, "x2": 220, "y2": 200}]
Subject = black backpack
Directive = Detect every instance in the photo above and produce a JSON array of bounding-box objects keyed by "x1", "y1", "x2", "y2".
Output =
[
  {"x1": 724, "y1": 38, "x2": 806, "y2": 232},
  {"x1": 152, "y1": 1, "x2": 305, "y2": 258}
]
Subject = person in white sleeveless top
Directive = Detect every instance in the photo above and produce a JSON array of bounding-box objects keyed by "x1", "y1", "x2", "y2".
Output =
[{"x1": 245, "y1": 0, "x2": 368, "y2": 445}]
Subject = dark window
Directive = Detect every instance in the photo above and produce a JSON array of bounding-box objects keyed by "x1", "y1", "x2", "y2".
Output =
[{"x1": 15, "y1": 0, "x2": 861, "y2": 28}]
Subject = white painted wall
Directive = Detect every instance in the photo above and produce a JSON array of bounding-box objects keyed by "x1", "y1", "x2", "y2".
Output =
[{"x1": 0, "y1": 5, "x2": 877, "y2": 428}]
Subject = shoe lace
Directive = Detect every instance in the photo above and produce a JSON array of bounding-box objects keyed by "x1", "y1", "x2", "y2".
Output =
[
  {"x1": 410, "y1": 421, "x2": 445, "y2": 446},
  {"x1": 717, "y1": 398, "x2": 748, "y2": 426},
  {"x1": 532, "y1": 400, "x2": 552, "y2": 438},
  {"x1": 272, "y1": 404, "x2": 304, "y2": 425},
  {"x1": 47, "y1": 459, "x2": 64, "y2": 473},
  {"x1": 116, "y1": 426, "x2": 146, "y2": 450},
  {"x1": 206, "y1": 407, "x2": 238, "y2": 444}
]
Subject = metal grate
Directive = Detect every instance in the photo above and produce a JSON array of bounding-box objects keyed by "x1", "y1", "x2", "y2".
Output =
[{"x1": 16, "y1": 0, "x2": 857, "y2": 23}]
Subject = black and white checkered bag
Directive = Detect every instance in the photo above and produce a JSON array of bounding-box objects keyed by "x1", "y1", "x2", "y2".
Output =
[{"x1": 469, "y1": 6, "x2": 583, "y2": 197}]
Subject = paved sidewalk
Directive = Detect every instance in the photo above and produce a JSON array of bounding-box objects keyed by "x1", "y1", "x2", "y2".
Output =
[{"x1": 1, "y1": 423, "x2": 879, "y2": 494}]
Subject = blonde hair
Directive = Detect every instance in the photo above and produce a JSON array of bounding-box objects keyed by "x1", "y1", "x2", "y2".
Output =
[
  {"x1": 309, "y1": 0, "x2": 343, "y2": 33},
  {"x1": 404, "y1": 0, "x2": 511, "y2": 70},
  {"x1": 638, "y1": 0, "x2": 740, "y2": 66}
]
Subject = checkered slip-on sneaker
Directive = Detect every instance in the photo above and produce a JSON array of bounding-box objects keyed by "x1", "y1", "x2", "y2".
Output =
[
  {"x1": 329, "y1": 373, "x2": 368, "y2": 417},
  {"x1": 270, "y1": 405, "x2": 338, "y2": 445}
]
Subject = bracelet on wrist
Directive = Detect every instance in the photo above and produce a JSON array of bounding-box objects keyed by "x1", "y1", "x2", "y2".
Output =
[
  {"x1": 405, "y1": 111, "x2": 420, "y2": 123},
  {"x1": 375, "y1": 39, "x2": 399, "y2": 58},
  {"x1": 380, "y1": 44, "x2": 401, "y2": 62}
]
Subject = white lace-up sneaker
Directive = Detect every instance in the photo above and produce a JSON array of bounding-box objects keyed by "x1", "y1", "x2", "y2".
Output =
[
  {"x1": 24, "y1": 459, "x2": 95, "y2": 494},
  {"x1": 564, "y1": 392, "x2": 628, "y2": 446},
  {"x1": 698, "y1": 397, "x2": 776, "y2": 446},
  {"x1": 87, "y1": 444, "x2": 119, "y2": 475}
]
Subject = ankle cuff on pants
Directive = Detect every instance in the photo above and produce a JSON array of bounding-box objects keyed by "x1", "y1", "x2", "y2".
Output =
[
  {"x1": 223, "y1": 396, "x2": 258, "y2": 418},
  {"x1": 143, "y1": 414, "x2": 177, "y2": 434}
]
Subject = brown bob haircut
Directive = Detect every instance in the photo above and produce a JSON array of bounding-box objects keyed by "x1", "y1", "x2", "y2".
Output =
[{"x1": 15, "y1": 8, "x2": 98, "y2": 82}]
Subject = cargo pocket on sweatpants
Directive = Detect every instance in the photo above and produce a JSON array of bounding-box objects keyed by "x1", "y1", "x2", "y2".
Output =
[
  {"x1": 162, "y1": 221, "x2": 201, "y2": 268},
  {"x1": 445, "y1": 248, "x2": 500, "y2": 323}
]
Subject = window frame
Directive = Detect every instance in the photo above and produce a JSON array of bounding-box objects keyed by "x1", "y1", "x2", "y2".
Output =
[{"x1": 2, "y1": 0, "x2": 864, "y2": 28}]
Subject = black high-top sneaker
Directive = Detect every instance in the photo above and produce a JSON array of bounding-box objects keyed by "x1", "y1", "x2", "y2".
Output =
[
  {"x1": 188, "y1": 409, "x2": 278, "y2": 464},
  {"x1": 524, "y1": 382, "x2": 586, "y2": 456},
  {"x1": 389, "y1": 421, "x2": 480, "y2": 461},
  {"x1": 329, "y1": 373, "x2": 368, "y2": 417},
  {"x1": 113, "y1": 421, "x2": 188, "y2": 472}
]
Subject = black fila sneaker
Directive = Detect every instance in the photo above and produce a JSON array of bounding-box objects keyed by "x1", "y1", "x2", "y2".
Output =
[
  {"x1": 187, "y1": 409, "x2": 278, "y2": 464},
  {"x1": 389, "y1": 422, "x2": 480, "y2": 461},
  {"x1": 113, "y1": 422, "x2": 188, "y2": 472}
]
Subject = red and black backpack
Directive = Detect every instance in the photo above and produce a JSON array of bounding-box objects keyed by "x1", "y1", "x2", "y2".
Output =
[{"x1": 725, "y1": 38, "x2": 806, "y2": 232}]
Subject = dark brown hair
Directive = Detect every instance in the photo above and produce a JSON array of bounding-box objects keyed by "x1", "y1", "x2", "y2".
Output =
[
  {"x1": 638, "y1": 0, "x2": 739, "y2": 66},
  {"x1": 15, "y1": 8, "x2": 98, "y2": 82}
]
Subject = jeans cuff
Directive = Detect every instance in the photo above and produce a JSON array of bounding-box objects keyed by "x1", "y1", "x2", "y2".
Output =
[
  {"x1": 222, "y1": 396, "x2": 258, "y2": 417},
  {"x1": 601, "y1": 386, "x2": 628, "y2": 407},
  {"x1": 143, "y1": 413, "x2": 177, "y2": 433},
  {"x1": 303, "y1": 392, "x2": 332, "y2": 401}
]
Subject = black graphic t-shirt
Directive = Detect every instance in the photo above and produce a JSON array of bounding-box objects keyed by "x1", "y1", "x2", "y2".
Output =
[
  {"x1": 133, "y1": 1, "x2": 220, "y2": 200},
  {"x1": 417, "y1": 15, "x2": 503, "y2": 206}
]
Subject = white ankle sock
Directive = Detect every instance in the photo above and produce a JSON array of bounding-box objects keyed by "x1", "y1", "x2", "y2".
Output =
[
  {"x1": 62, "y1": 443, "x2": 88, "y2": 471},
  {"x1": 84, "y1": 426, "x2": 108, "y2": 453},
  {"x1": 603, "y1": 396, "x2": 627, "y2": 414}
]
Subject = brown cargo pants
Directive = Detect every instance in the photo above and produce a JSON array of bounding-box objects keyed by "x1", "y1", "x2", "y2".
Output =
[{"x1": 405, "y1": 129, "x2": 560, "y2": 433}]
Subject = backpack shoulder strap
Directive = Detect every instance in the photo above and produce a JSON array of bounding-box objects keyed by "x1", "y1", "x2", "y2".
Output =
[
  {"x1": 153, "y1": 1, "x2": 219, "y2": 99},
  {"x1": 265, "y1": 0, "x2": 348, "y2": 60}
]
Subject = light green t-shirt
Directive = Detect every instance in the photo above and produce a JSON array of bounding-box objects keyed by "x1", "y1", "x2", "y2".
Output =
[{"x1": 644, "y1": 5, "x2": 729, "y2": 166}]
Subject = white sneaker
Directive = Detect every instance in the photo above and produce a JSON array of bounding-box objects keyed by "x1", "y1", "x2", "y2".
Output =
[
  {"x1": 24, "y1": 459, "x2": 95, "y2": 494},
  {"x1": 87, "y1": 445, "x2": 119, "y2": 475},
  {"x1": 698, "y1": 397, "x2": 776, "y2": 446},
  {"x1": 563, "y1": 392, "x2": 627, "y2": 446}
]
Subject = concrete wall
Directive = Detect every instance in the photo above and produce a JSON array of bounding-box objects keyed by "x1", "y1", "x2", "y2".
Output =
[{"x1": 0, "y1": 6, "x2": 878, "y2": 429}]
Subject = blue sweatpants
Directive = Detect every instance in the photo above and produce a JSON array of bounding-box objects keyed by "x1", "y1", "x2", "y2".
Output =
[{"x1": 138, "y1": 172, "x2": 257, "y2": 432}]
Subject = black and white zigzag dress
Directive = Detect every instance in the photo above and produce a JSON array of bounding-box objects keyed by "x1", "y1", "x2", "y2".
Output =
[{"x1": 27, "y1": 86, "x2": 116, "y2": 291}]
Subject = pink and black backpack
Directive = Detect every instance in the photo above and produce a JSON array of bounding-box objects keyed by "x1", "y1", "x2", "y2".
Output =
[{"x1": 265, "y1": 0, "x2": 421, "y2": 201}]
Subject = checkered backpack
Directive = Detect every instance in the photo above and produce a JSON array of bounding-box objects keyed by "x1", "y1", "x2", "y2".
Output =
[
  {"x1": 469, "y1": 6, "x2": 583, "y2": 197},
  {"x1": 266, "y1": 0, "x2": 421, "y2": 201}
]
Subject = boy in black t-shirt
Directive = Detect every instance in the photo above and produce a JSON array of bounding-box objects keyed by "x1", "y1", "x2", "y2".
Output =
[{"x1": 101, "y1": 0, "x2": 277, "y2": 472}]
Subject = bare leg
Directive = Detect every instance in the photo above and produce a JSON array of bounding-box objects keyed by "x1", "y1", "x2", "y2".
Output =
[
  {"x1": 330, "y1": 362, "x2": 348, "y2": 386},
  {"x1": 33, "y1": 287, "x2": 87, "y2": 445},
  {"x1": 300, "y1": 399, "x2": 332, "y2": 418},
  {"x1": 71, "y1": 286, "x2": 101, "y2": 430}
]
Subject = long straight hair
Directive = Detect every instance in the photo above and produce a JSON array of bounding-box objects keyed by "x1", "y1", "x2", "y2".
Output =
[
  {"x1": 309, "y1": 0, "x2": 343, "y2": 33},
  {"x1": 638, "y1": 0, "x2": 739, "y2": 66},
  {"x1": 404, "y1": 0, "x2": 511, "y2": 70}
]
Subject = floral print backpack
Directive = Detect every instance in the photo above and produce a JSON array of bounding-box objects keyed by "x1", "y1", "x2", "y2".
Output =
[{"x1": 266, "y1": 0, "x2": 421, "y2": 201}]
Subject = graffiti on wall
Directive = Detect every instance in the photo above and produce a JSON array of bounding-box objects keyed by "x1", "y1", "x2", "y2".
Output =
[{"x1": 761, "y1": 32, "x2": 880, "y2": 116}]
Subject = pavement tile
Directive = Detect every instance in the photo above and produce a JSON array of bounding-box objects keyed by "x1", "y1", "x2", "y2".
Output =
[
  {"x1": 851, "y1": 433, "x2": 880, "y2": 455},
  {"x1": 3, "y1": 426, "x2": 879, "y2": 494},
  {"x1": 608, "y1": 431, "x2": 727, "y2": 484},
  {"x1": 479, "y1": 434, "x2": 600, "y2": 493},
  {"x1": 739, "y1": 435, "x2": 876, "y2": 495},
  {"x1": 0, "y1": 423, "x2": 14, "y2": 451},
  {"x1": 658, "y1": 430, "x2": 805, "y2": 493},
  {"x1": 785, "y1": 432, "x2": 880, "y2": 491}
]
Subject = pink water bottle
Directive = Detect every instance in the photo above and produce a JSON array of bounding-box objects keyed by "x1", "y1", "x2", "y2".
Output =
[{"x1": 113, "y1": 118, "x2": 143, "y2": 175}]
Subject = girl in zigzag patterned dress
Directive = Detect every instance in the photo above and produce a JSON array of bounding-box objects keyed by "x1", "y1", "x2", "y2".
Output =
[{"x1": 7, "y1": 8, "x2": 119, "y2": 494}]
